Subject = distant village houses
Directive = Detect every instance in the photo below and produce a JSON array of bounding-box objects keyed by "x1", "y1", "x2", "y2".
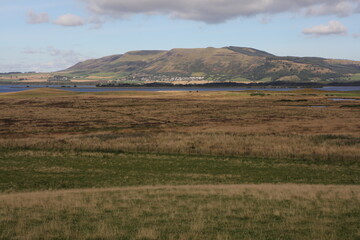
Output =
[
  {"x1": 48, "y1": 75, "x2": 70, "y2": 82},
  {"x1": 114, "y1": 75, "x2": 205, "y2": 82}
]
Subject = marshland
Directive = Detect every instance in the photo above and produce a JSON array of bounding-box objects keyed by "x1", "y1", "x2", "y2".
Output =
[{"x1": 0, "y1": 88, "x2": 359, "y2": 239}]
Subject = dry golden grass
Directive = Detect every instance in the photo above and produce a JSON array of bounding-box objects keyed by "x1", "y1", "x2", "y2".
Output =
[
  {"x1": 86, "y1": 75, "x2": 114, "y2": 79},
  {"x1": 71, "y1": 79, "x2": 100, "y2": 83},
  {"x1": 0, "y1": 89, "x2": 359, "y2": 239},
  {"x1": 0, "y1": 73, "x2": 51, "y2": 82},
  {"x1": 0, "y1": 89, "x2": 359, "y2": 161},
  {"x1": 0, "y1": 184, "x2": 359, "y2": 239},
  {"x1": 1, "y1": 132, "x2": 359, "y2": 161}
]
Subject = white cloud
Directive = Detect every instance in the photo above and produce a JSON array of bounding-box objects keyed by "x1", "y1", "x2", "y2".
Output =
[
  {"x1": 23, "y1": 49, "x2": 43, "y2": 55},
  {"x1": 0, "y1": 62, "x2": 69, "y2": 73},
  {"x1": 46, "y1": 46, "x2": 88, "y2": 65},
  {"x1": 27, "y1": 10, "x2": 49, "y2": 24},
  {"x1": 306, "y1": 1, "x2": 355, "y2": 17},
  {"x1": 54, "y1": 14, "x2": 85, "y2": 26},
  {"x1": 302, "y1": 20, "x2": 348, "y2": 36},
  {"x1": 23, "y1": 46, "x2": 87, "y2": 63},
  {"x1": 260, "y1": 15, "x2": 272, "y2": 24},
  {"x1": 13, "y1": 46, "x2": 90, "y2": 72},
  {"x1": 79, "y1": 0, "x2": 360, "y2": 24},
  {"x1": 88, "y1": 16, "x2": 105, "y2": 29}
]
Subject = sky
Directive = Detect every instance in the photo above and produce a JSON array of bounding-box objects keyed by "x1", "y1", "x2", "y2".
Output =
[{"x1": 1, "y1": 0, "x2": 360, "y2": 73}]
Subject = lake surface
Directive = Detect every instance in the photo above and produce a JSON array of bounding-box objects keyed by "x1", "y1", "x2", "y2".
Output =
[
  {"x1": 310, "y1": 106, "x2": 328, "y2": 108},
  {"x1": 329, "y1": 98, "x2": 359, "y2": 101},
  {"x1": 1, "y1": 85, "x2": 360, "y2": 93}
]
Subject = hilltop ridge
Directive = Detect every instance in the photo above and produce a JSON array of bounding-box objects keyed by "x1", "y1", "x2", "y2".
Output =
[{"x1": 64, "y1": 46, "x2": 360, "y2": 83}]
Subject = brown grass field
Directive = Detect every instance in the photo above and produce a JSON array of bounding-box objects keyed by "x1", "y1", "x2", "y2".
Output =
[
  {"x1": 1, "y1": 184, "x2": 359, "y2": 239},
  {"x1": 0, "y1": 88, "x2": 359, "y2": 239},
  {"x1": 0, "y1": 73, "x2": 51, "y2": 83},
  {"x1": 0, "y1": 88, "x2": 359, "y2": 161}
]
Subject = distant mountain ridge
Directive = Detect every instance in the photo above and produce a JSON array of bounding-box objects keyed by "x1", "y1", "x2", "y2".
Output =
[{"x1": 64, "y1": 46, "x2": 360, "y2": 82}]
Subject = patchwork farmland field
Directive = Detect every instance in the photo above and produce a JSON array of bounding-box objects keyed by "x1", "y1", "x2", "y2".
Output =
[{"x1": 0, "y1": 88, "x2": 359, "y2": 239}]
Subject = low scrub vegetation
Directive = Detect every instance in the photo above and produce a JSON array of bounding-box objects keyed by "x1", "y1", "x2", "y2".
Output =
[{"x1": 0, "y1": 88, "x2": 359, "y2": 239}]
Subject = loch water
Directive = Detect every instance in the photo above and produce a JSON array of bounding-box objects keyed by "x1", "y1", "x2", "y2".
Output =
[{"x1": 1, "y1": 85, "x2": 360, "y2": 93}]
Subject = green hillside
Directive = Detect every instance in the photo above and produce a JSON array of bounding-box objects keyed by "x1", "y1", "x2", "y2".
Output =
[{"x1": 64, "y1": 47, "x2": 360, "y2": 82}]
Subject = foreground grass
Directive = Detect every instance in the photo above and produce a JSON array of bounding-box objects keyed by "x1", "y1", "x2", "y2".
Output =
[
  {"x1": 1, "y1": 184, "x2": 359, "y2": 239},
  {"x1": 0, "y1": 89, "x2": 359, "y2": 239},
  {"x1": 0, "y1": 150, "x2": 359, "y2": 192}
]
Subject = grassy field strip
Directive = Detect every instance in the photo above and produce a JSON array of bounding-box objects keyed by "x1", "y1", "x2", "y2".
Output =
[
  {"x1": 1, "y1": 151, "x2": 359, "y2": 192},
  {"x1": 1, "y1": 183, "x2": 359, "y2": 198},
  {"x1": 1, "y1": 184, "x2": 359, "y2": 239},
  {"x1": 1, "y1": 132, "x2": 359, "y2": 162}
]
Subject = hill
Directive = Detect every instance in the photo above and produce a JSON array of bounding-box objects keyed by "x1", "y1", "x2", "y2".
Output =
[{"x1": 64, "y1": 47, "x2": 360, "y2": 83}]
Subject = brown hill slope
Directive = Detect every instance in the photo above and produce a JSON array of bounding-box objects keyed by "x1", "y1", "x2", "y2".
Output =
[{"x1": 65, "y1": 47, "x2": 360, "y2": 82}]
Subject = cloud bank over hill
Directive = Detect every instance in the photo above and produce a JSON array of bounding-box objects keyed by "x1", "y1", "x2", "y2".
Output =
[
  {"x1": 80, "y1": 0, "x2": 360, "y2": 23},
  {"x1": 0, "y1": 46, "x2": 89, "y2": 73}
]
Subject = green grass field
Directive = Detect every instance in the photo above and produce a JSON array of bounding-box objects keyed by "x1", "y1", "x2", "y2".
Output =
[
  {"x1": 1, "y1": 150, "x2": 359, "y2": 192},
  {"x1": 0, "y1": 88, "x2": 359, "y2": 239},
  {"x1": 350, "y1": 73, "x2": 360, "y2": 81}
]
